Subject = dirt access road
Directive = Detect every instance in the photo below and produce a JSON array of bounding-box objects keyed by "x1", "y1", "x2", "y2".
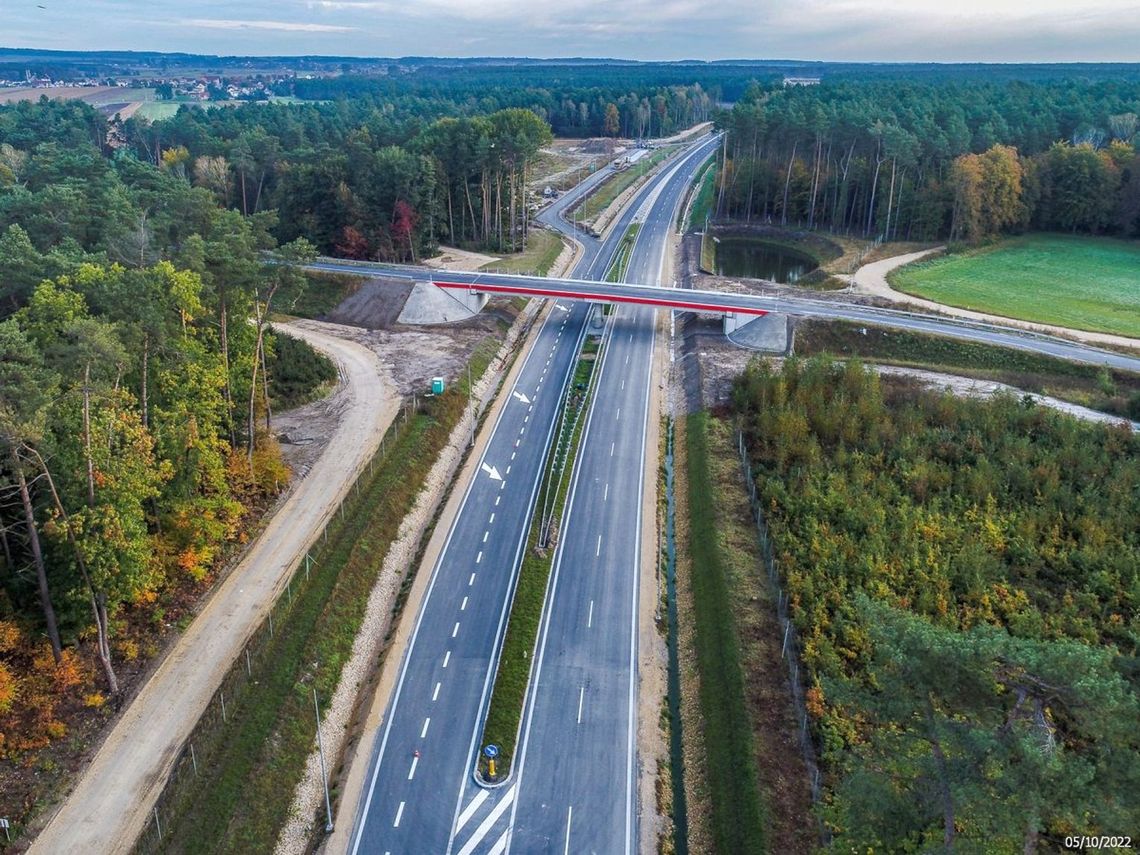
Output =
[{"x1": 30, "y1": 323, "x2": 398, "y2": 855}]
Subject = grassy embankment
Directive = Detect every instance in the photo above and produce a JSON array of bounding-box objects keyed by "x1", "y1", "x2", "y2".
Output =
[
  {"x1": 679, "y1": 411, "x2": 818, "y2": 854},
  {"x1": 480, "y1": 228, "x2": 565, "y2": 277},
  {"x1": 795, "y1": 319, "x2": 1140, "y2": 419},
  {"x1": 889, "y1": 234, "x2": 1140, "y2": 338},
  {"x1": 477, "y1": 332, "x2": 601, "y2": 779},
  {"x1": 574, "y1": 148, "x2": 674, "y2": 224},
  {"x1": 684, "y1": 157, "x2": 717, "y2": 234},
  {"x1": 153, "y1": 334, "x2": 503, "y2": 854}
]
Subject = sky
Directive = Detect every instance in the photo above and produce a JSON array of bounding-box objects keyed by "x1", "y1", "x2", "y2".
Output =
[{"x1": 5, "y1": 0, "x2": 1140, "y2": 63}]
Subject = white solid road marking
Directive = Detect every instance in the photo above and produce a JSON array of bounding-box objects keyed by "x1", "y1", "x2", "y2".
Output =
[
  {"x1": 596, "y1": 535, "x2": 602, "y2": 557},
  {"x1": 564, "y1": 806, "x2": 573, "y2": 855},
  {"x1": 488, "y1": 830, "x2": 509, "y2": 855},
  {"x1": 469, "y1": 572, "x2": 476, "y2": 585},
  {"x1": 577, "y1": 687, "x2": 585, "y2": 724},
  {"x1": 461, "y1": 596, "x2": 468, "y2": 611},
  {"x1": 452, "y1": 622, "x2": 460, "y2": 638},
  {"x1": 456, "y1": 786, "x2": 516, "y2": 855},
  {"x1": 432, "y1": 682, "x2": 441, "y2": 701},
  {"x1": 421, "y1": 718, "x2": 431, "y2": 738},
  {"x1": 588, "y1": 600, "x2": 594, "y2": 628},
  {"x1": 394, "y1": 801, "x2": 405, "y2": 828},
  {"x1": 454, "y1": 788, "x2": 489, "y2": 834},
  {"x1": 408, "y1": 755, "x2": 419, "y2": 780}
]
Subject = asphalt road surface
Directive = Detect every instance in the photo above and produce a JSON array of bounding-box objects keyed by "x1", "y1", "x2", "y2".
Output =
[{"x1": 343, "y1": 136, "x2": 715, "y2": 855}]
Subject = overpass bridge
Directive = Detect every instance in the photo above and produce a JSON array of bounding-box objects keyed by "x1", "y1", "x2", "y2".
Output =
[{"x1": 306, "y1": 260, "x2": 1140, "y2": 372}]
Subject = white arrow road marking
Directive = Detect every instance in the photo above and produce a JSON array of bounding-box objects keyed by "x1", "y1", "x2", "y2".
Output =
[
  {"x1": 555, "y1": 303, "x2": 569, "y2": 312},
  {"x1": 512, "y1": 390, "x2": 531, "y2": 404},
  {"x1": 481, "y1": 463, "x2": 502, "y2": 480}
]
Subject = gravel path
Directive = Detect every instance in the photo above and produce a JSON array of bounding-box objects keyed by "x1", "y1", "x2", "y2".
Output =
[
  {"x1": 851, "y1": 248, "x2": 1140, "y2": 350},
  {"x1": 30, "y1": 324, "x2": 398, "y2": 855}
]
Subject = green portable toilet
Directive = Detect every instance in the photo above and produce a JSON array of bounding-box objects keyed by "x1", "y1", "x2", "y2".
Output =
[{"x1": 431, "y1": 377, "x2": 445, "y2": 395}]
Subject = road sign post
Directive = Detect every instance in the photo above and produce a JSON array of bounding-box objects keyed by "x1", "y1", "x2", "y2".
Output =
[{"x1": 484, "y1": 744, "x2": 500, "y2": 778}]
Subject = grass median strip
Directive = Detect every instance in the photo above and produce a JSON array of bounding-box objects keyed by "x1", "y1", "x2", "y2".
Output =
[
  {"x1": 149, "y1": 335, "x2": 502, "y2": 854},
  {"x1": 477, "y1": 330, "x2": 604, "y2": 780},
  {"x1": 573, "y1": 148, "x2": 675, "y2": 224}
]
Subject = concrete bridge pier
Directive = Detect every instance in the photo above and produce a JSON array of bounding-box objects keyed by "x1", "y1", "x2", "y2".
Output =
[{"x1": 725, "y1": 312, "x2": 791, "y2": 354}]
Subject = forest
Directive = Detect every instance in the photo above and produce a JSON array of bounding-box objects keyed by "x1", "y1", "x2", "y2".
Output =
[
  {"x1": 715, "y1": 79, "x2": 1140, "y2": 241},
  {"x1": 731, "y1": 357, "x2": 1139, "y2": 849}
]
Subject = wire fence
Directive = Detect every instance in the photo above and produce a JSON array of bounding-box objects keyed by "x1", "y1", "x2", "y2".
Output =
[
  {"x1": 132, "y1": 400, "x2": 417, "y2": 854},
  {"x1": 736, "y1": 428, "x2": 829, "y2": 841}
]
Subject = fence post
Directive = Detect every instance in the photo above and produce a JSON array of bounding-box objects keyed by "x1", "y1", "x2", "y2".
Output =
[
  {"x1": 190, "y1": 742, "x2": 198, "y2": 777},
  {"x1": 269, "y1": 609, "x2": 274, "y2": 638},
  {"x1": 220, "y1": 690, "x2": 227, "y2": 724},
  {"x1": 153, "y1": 806, "x2": 162, "y2": 841},
  {"x1": 245, "y1": 648, "x2": 252, "y2": 677}
]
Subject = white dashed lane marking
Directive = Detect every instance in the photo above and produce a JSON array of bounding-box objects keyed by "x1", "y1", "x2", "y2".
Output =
[
  {"x1": 421, "y1": 717, "x2": 430, "y2": 738},
  {"x1": 393, "y1": 801, "x2": 405, "y2": 828},
  {"x1": 432, "y1": 682, "x2": 441, "y2": 701}
]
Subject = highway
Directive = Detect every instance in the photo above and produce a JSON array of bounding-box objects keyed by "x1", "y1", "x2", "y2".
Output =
[
  {"x1": 345, "y1": 135, "x2": 715, "y2": 855},
  {"x1": 505, "y1": 136, "x2": 719, "y2": 855}
]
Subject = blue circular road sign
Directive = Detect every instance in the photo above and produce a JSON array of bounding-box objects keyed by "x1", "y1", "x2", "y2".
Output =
[{"x1": 484, "y1": 744, "x2": 500, "y2": 759}]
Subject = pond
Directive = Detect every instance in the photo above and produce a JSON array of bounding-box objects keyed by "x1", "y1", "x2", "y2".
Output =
[{"x1": 714, "y1": 237, "x2": 819, "y2": 284}]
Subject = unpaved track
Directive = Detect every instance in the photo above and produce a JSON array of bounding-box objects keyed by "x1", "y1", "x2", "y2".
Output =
[
  {"x1": 852, "y1": 248, "x2": 1140, "y2": 350},
  {"x1": 30, "y1": 323, "x2": 398, "y2": 855}
]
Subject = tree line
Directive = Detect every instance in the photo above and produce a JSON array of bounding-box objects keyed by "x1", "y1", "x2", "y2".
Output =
[
  {"x1": 731, "y1": 357, "x2": 1139, "y2": 849},
  {"x1": 715, "y1": 79, "x2": 1140, "y2": 241},
  {"x1": 0, "y1": 97, "x2": 328, "y2": 754}
]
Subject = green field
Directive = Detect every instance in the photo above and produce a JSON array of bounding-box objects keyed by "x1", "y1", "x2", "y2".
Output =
[{"x1": 889, "y1": 234, "x2": 1140, "y2": 338}]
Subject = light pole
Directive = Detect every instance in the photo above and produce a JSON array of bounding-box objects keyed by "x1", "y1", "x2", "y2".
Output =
[{"x1": 313, "y1": 689, "x2": 334, "y2": 834}]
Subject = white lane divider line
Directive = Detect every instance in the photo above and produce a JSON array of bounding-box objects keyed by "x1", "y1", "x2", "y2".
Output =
[
  {"x1": 443, "y1": 650, "x2": 452, "y2": 667},
  {"x1": 616, "y1": 408, "x2": 621, "y2": 421},
  {"x1": 452, "y1": 622, "x2": 460, "y2": 638},
  {"x1": 393, "y1": 801, "x2": 405, "y2": 828},
  {"x1": 455, "y1": 786, "x2": 516, "y2": 855},
  {"x1": 495, "y1": 495, "x2": 501, "y2": 506},
  {"x1": 408, "y1": 755, "x2": 419, "y2": 780},
  {"x1": 432, "y1": 681, "x2": 441, "y2": 701},
  {"x1": 461, "y1": 596, "x2": 468, "y2": 611},
  {"x1": 596, "y1": 535, "x2": 602, "y2": 557},
  {"x1": 500, "y1": 481, "x2": 506, "y2": 491},
  {"x1": 577, "y1": 687, "x2": 585, "y2": 724},
  {"x1": 477, "y1": 551, "x2": 483, "y2": 564},
  {"x1": 610, "y1": 442, "x2": 615, "y2": 457},
  {"x1": 621, "y1": 379, "x2": 625, "y2": 390},
  {"x1": 588, "y1": 600, "x2": 594, "y2": 628},
  {"x1": 564, "y1": 805, "x2": 573, "y2": 855},
  {"x1": 483, "y1": 531, "x2": 489, "y2": 543},
  {"x1": 604, "y1": 483, "x2": 609, "y2": 502},
  {"x1": 489, "y1": 513, "x2": 495, "y2": 524},
  {"x1": 469, "y1": 572, "x2": 476, "y2": 585},
  {"x1": 454, "y1": 788, "x2": 489, "y2": 834},
  {"x1": 506, "y1": 465, "x2": 512, "y2": 474},
  {"x1": 421, "y1": 717, "x2": 430, "y2": 738},
  {"x1": 510, "y1": 451, "x2": 516, "y2": 461}
]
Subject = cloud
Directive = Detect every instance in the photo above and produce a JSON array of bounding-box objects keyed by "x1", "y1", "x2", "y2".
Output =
[{"x1": 182, "y1": 18, "x2": 357, "y2": 33}]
